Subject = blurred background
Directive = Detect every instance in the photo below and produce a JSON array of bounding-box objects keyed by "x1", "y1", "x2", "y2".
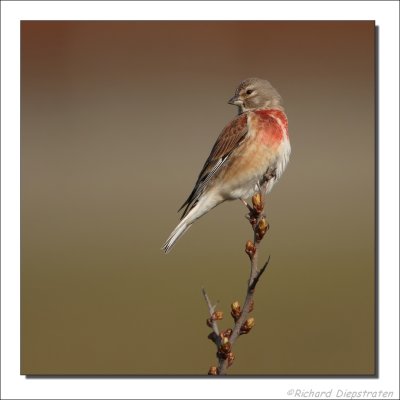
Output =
[{"x1": 21, "y1": 21, "x2": 375, "y2": 375}]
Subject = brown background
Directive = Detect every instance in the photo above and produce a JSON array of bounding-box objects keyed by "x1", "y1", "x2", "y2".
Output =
[{"x1": 21, "y1": 21, "x2": 375, "y2": 375}]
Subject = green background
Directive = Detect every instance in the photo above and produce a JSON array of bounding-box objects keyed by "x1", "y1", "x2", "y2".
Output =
[{"x1": 21, "y1": 21, "x2": 375, "y2": 375}]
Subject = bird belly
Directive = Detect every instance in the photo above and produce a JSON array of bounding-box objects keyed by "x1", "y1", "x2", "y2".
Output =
[{"x1": 215, "y1": 139, "x2": 281, "y2": 200}]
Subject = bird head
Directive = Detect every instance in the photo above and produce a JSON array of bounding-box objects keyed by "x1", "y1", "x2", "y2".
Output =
[{"x1": 228, "y1": 78, "x2": 283, "y2": 113}]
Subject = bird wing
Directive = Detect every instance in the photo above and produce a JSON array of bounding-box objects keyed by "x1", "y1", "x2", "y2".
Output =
[{"x1": 179, "y1": 113, "x2": 249, "y2": 219}]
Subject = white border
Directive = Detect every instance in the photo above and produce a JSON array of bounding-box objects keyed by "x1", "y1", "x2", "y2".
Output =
[{"x1": 1, "y1": 1, "x2": 399, "y2": 399}]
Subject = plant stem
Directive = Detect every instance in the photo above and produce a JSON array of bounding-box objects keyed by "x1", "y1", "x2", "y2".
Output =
[{"x1": 217, "y1": 204, "x2": 269, "y2": 375}]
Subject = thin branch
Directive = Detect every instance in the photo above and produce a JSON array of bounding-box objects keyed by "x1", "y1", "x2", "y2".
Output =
[
  {"x1": 202, "y1": 288, "x2": 220, "y2": 340},
  {"x1": 203, "y1": 188, "x2": 272, "y2": 376},
  {"x1": 249, "y1": 255, "x2": 271, "y2": 291}
]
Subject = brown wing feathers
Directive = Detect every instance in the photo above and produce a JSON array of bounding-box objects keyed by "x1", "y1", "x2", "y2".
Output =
[{"x1": 178, "y1": 113, "x2": 249, "y2": 219}]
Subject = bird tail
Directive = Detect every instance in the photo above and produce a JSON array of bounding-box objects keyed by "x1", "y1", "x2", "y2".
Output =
[
  {"x1": 162, "y1": 194, "x2": 219, "y2": 254},
  {"x1": 161, "y1": 216, "x2": 193, "y2": 254}
]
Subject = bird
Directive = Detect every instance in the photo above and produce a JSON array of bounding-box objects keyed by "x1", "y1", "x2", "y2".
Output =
[{"x1": 162, "y1": 77, "x2": 291, "y2": 254}]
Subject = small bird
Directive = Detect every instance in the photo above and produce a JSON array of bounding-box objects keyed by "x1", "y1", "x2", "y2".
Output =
[{"x1": 162, "y1": 77, "x2": 291, "y2": 253}]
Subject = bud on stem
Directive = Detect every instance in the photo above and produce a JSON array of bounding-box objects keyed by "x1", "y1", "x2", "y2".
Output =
[
  {"x1": 227, "y1": 352, "x2": 235, "y2": 367},
  {"x1": 216, "y1": 337, "x2": 232, "y2": 361},
  {"x1": 211, "y1": 311, "x2": 223, "y2": 321},
  {"x1": 240, "y1": 317, "x2": 255, "y2": 334},
  {"x1": 245, "y1": 240, "x2": 256, "y2": 259},
  {"x1": 219, "y1": 338, "x2": 232, "y2": 354},
  {"x1": 208, "y1": 366, "x2": 218, "y2": 375},
  {"x1": 255, "y1": 217, "x2": 269, "y2": 241},
  {"x1": 231, "y1": 301, "x2": 241, "y2": 321},
  {"x1": 252, "y1": 192, "x2": 264, "y2": 213},
  {"x1": 220, "y1": 328, "x2": 233, "y2": 339}
]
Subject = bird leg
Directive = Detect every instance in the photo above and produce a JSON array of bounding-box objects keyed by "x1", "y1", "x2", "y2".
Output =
[
  {"x1": 240, "y1": 198, "x2": 253, "y2": 212},
  {"x1": 241, "y1": 198, "x2": 258, "y2": 227},
  {"x1": 240, "y1": 199, "x2": 259, "y2": 228},
  {"x1": 260, "y1": 168, "x2": 277, "y2": 188}
]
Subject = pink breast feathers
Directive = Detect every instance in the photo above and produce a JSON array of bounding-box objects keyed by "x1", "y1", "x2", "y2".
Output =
[{"x1": 253, "y1": 109, "x2": 289, "y2": 147}]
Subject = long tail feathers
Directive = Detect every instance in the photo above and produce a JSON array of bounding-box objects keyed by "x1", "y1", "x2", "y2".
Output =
[
  {"x1": 162, "y1": 217, "x2": 192, "y2": 254},
  {"x1": 162, "y1": 194, "x2": 219, "y2": 254}
]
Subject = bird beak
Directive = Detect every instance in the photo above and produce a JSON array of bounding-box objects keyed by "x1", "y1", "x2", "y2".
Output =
[{"x1": 228, "y1": 95, "x2": 242, "y2": 106}]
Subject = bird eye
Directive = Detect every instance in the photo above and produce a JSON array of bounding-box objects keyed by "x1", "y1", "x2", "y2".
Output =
[{"x1": 246, "y1": 89, "x2": 253, "y2": 95}]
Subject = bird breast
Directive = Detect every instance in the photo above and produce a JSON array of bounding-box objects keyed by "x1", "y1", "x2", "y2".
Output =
[{"x1": 215, "y1": 109, "x2": 290, "y2": 199}]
